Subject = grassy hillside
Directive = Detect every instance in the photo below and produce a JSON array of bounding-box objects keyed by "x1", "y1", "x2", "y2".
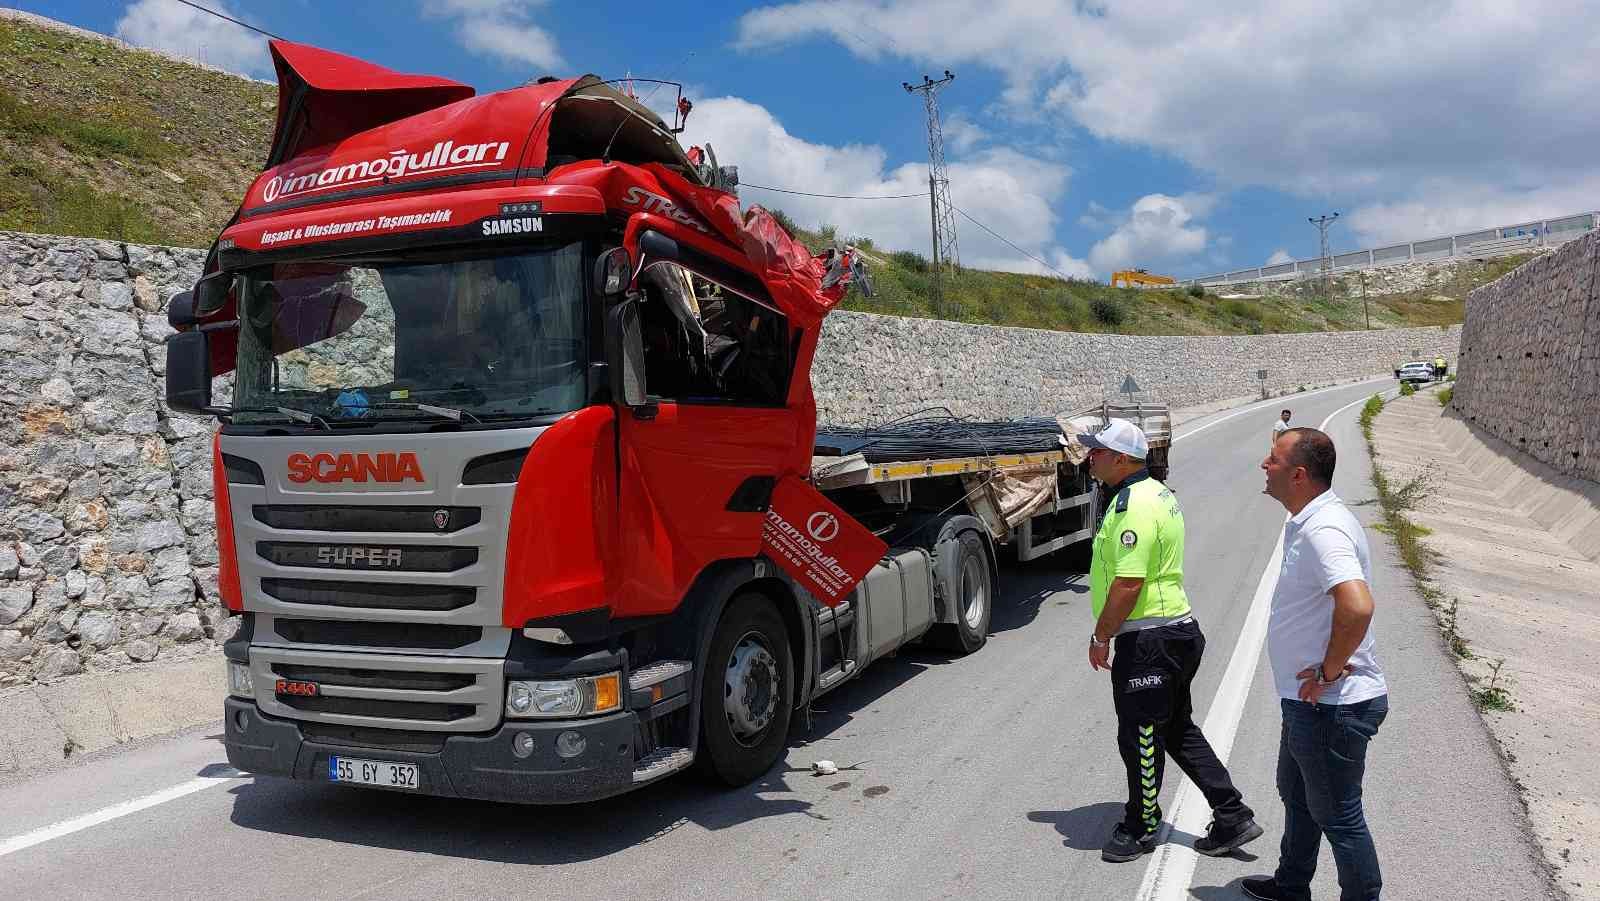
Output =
[
  {"x1": 781, "y1": 214, "x2": 1500, "y2": 335},
  {"x1": 0, "y1": 15, "x2": 272, "y2": 246},
  {"x1": 0, "y1": 13, "x2": 1509, "y2": 335}
]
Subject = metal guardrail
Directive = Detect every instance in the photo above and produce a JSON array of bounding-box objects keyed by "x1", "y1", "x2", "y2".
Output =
[{"x1": 1185, "y1": 210, "x2": 1598, "y2": 287}]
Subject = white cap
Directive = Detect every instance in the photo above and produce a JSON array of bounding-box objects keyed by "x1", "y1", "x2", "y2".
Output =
[{"x1": 1079, "y1": 417, "x2": 1148, "y2": 460}]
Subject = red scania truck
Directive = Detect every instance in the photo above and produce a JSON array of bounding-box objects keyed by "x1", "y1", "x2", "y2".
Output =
[{"x1": 168, "y1": 41, "x2": 1164, "y2": 802}]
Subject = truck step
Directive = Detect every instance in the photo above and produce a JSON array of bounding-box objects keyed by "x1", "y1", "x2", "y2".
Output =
[
  {"x1": 629, "y1": 660, "x2": 692, "y2": 691},
  {"x1": 817, "y1": 660, "x2": 857, "y2": 692},
  {"x1": 633, "y1": 746, "x2": 694, "y2": 783}
]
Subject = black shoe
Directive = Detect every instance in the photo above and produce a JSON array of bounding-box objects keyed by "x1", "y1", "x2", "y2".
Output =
[
  {"x1": 1101, "y1": 823, "x2": 1157, "y2": 862},
  {"x1": 1240, "y1": 876, "x2": 1306, "y2": 900},
  {"x1": 1192, "y1": 818, "x2": 1264, "y2": 856}
]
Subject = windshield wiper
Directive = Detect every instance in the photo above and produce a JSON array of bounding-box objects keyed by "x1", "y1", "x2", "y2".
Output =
[
  {"x1": 220, "y1": 405, "x2": 333, "y2": 430},
  {"x1": 370, "y1": 402, "x2": 483, "y2": 424}
]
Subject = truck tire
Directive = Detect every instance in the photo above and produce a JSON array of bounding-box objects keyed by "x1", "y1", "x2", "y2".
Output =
[
  {"x1": 926, "y1": 527, "x2": 992, "y2": 654},
  {"x1": 696, "y1": 593, "x2": 794, "y2": 786}
]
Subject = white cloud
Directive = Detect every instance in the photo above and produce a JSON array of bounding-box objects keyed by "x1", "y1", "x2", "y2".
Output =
[
  {"x1": 1087, "y1": 193, "x2": 1213, "y2": 272},
  {"x1": 941, "y1": 113, "x2": 985, "y2": 154},
  {"x1": 113, "y1": 0, "x2": 270, "y2": 78},
  {"x1": 738, "y1": 0, "x2": 1600, "y2": 239},
  {"x1": 678, "y1": 96, "x2": 1090, "y2": 277},
  {"x1": 422, "y1": 0, "x2": 564, "y2": 72},
  {"x1": 1265, "y1": 248, "x2": 1294, "y2": 265}
]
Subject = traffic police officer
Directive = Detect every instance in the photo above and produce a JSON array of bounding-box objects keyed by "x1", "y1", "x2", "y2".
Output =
[{"x1": 1081, "y1": 418, "x2": 1263, "y2": 862}]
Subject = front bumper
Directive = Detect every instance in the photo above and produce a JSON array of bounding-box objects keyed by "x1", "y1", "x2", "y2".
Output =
[{"x1": 224, "y1": 697, "x2": 641, "y2": 804}]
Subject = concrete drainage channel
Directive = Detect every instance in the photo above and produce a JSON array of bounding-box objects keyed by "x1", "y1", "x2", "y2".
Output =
[{"x1": 1369, "y1": 390, "x2": 1600, "y2": 898}]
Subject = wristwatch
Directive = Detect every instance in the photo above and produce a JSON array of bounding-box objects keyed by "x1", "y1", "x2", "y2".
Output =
[
  {"x1": 1315, "y1": 665, "x2": 1345, "y2": 685},
  {"x1": 1090, "y1": 635, "x2": 1111, "y2": 648}
]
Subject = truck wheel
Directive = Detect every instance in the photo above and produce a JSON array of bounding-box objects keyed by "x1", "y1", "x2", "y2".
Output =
[
  {"x1": 927, "y1": 528, "x2": 992, "y2": 654},
  {"x1": 696, "y1": 593, "x2": 794, "y2": 786}
]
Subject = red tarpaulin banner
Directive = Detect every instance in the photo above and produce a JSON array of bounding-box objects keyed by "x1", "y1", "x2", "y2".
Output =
[{"x1": 761, "y1": 476, "x2": 887, "y2": 605}]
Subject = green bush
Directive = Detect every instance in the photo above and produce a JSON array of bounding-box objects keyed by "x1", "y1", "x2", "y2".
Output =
[
  {"x1": 1090, "y1": 296, "x2": 1126, "y2": 326},
  {"x1": 1187, "y1": 283, "x2": 1205, "y2": 298},
  {"x1": 1437, "y1": 386, "x2": 1453, "y2": 406},
  {"x1": 889, "y1": 249, "x2": 930, "y2": 272},
  {"x1": 1399, "y1": 381, "x2": 1416, "y2": 397}
]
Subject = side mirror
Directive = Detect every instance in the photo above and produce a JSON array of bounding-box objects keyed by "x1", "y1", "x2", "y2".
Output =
[
  {"x1": 637, "y1": 229, "x2": 679, "y2": 265},
  {"x1": 167, "y1": 290, "x2": 198, "y2": 328},
  {"x1": 165, "y1": 329, "x2": 212, "y2": 415},
  {"x1": 605, "y1": 299, "x2": 651, "y2": 414},
  {"x1": 169, "y1": 271, "x2": 234, "y2": 328},
  {"x1": 593, "y1": 247, "x2": 631, "y2": 298}
]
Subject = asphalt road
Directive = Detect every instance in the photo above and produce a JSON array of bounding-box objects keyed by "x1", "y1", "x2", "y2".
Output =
[{"x1": 0, "y1": 378, "x2": 1558, "y2": 900}]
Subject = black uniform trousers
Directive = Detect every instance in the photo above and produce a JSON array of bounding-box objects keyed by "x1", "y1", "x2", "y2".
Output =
[{"x1": 1111, "y1": 619, "x2": 1253, "y2": 835}]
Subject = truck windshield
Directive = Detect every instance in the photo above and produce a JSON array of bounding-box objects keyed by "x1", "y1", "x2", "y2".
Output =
[{"x1": 232, "y1": 243, "x2": 587, "y2": 423}]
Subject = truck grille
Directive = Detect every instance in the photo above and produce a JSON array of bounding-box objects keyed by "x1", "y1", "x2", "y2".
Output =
[
  {"x1": 260, "y1": 578, "x2": 475, "y2": 612},
  {"x1": 250, "y1": 646, "x2": 504, "y2": 733},
  {"x1": 256, "y1": 541, "x2": 478, "y2": 573},
  {"x1": 272, "y1": 663, "x2": 474, "y2": 692},
  {"x1": 252, "y1": 504, "x2": 482, "y2": 533},
  {"x1": 278, "y1": 694, "x2": 476, "y2": 723},
  {"x1": 273, "y1": 618, "x2": 482, "y2": 650}
]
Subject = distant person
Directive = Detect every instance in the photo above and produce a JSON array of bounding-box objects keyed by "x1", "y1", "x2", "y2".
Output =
[
  {"x1": 1080, "y1": 418, "x2": 1262, "y2": 863},
  {"x1": 1433, "y1": 356, "x2": 1447, "y2": 378},
  {"x1": 1246, "y1": 428, "x2": 1390, "y2": 901},
  {"x1": 1273, "y1": 409, "x2": 1291, "y2": 443}
]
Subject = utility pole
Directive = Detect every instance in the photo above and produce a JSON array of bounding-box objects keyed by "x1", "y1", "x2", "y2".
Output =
[
  {"x1": 1308, "y1": 212, "x2": 1339, "y2": 299},
  {"x1": 904, "y1": 71, "x2": 959, "y2": 317},
  {"x1": 1360, "y1": 271, "x2": 1370, "y2": 329}
]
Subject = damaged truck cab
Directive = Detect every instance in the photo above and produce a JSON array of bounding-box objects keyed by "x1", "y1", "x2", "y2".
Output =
[{"x1": 169, "y1": 42, "x2": 1159, "y2": 804}]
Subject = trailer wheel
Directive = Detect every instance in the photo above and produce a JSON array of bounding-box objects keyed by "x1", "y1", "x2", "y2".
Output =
[
  {"x1": 696, "y1": 593, "x2": 794, "y2": 786},
  {"x1": 927, "y1": 528, "x2": 992, "y2": 654}
]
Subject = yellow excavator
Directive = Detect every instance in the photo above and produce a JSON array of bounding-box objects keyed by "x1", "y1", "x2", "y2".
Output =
[{"x1": 1110, "y1": 269, "x2": 1176, "y2": 289}]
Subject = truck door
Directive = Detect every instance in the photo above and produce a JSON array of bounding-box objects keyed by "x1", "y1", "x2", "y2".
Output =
[{"x1": 615, "y1": 264, "x2": 799, "y2": 616}]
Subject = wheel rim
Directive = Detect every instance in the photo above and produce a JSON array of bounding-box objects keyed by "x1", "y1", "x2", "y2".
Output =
[
  {"x1": 724, "y1": 631, "x2": 779, "y2": 747},
  {"x1": 960, "y1": 549, "x2": 988, "y2": 631}
]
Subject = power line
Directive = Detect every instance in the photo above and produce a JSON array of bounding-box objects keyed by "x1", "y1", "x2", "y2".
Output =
[
  {"x1": 170, "y1": 0, "x2": 285, "y2": 41},
  {"x1": 952, "y1": 205, "x2": 1080, "y2": 282},
  {"x1": 741, "y1": 182, "x2": 928, "y2": 200},
  {"x1": 737, "y1": 181, "x2": 1082, "y2": 283}
]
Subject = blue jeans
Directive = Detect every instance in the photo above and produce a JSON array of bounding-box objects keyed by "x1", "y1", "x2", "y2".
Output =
[{"x1": 1275, "y1": 695, "x2": 1389, "y2": 901}]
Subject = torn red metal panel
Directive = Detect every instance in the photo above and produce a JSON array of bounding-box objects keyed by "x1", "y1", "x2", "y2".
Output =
[
  {"x1": 265, "y1": 40, "x2": 476, "y2": 169},
  {"x1": 762, "y1": 477, "x2": 887, "y2": 605}
]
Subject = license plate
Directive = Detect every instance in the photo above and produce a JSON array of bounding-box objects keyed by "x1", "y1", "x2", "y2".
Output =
[{"x1": 329, "y1": 756, "x2": 419, "y2": 790}]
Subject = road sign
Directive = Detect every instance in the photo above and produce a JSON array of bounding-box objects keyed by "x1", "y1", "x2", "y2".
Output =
[{"x1": 1121, "y1": 375, "x2": 1141, "y2": 395}]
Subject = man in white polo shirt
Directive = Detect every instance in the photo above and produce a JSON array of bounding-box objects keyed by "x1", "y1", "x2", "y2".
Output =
[{"x1": 1245, "y1": 427, "x2": 1389, "y2": 901}]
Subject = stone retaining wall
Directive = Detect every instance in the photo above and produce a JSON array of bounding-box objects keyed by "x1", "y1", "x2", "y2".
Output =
[
  {"x1": 1454, "y1": 230, "x2": 1600, "y2": 482},
  {"x1": 0, "y1": 230, "x2": 1463, "y2": 687}
]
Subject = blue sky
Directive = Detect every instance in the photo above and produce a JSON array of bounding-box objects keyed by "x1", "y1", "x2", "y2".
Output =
[{"x1": 22, "y1": 0, "x2": 1600, "y2": 280}]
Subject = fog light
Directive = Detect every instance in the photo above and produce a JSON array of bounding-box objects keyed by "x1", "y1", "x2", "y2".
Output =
[
  {"x1": 234, "y1": 709, "x2": 249, "y2": 731},
  {"x1": 512, "y1": 731, "x2": 536, "y2": 759},
  {"x1": 556, "y1": 731, "x2": 587, "y2": 758}
]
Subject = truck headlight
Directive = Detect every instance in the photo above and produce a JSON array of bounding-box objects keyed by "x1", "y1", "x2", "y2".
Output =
[
  {"x1": 505, "y1": 672, "x2": 621, "y2": 719},
  {"x1": 227, "y1": 662, "x2": 253, "y2": 698}
]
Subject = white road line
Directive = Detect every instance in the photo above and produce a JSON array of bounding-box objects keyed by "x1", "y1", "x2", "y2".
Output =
[
  {"x1": 1137, "y1": 387, "x2": 1395, "y2": 901},
  {"x1": 0, "y1": 770, "x2": 241, "y2": 859},
  {"x1": 1172, "y1": 377, "x2": 1389, "y2": 445}
]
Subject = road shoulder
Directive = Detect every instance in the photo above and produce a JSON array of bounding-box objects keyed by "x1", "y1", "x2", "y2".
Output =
[{"x1": 1373, "y1": 392, "x2": 1599, "y2": 899}]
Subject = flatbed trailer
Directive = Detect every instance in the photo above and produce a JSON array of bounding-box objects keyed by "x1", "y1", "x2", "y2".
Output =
[{"x1": 797, "y1": 399, "x2": 1169, "y2": 696}]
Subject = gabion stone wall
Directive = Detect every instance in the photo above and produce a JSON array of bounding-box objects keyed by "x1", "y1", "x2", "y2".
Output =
[{"x1": 1454, "y1": 231, "x2": 1600, "y2": 482}]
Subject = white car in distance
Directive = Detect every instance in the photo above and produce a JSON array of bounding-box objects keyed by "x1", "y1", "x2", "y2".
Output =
[{"x1": 1398, "y1": 361, "x2": 1435, "y2": 384}]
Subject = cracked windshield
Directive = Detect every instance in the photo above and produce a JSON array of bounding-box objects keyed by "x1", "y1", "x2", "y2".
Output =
[{"x1": 233, "y1": 243, "x2": 586, "y2": 422}]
